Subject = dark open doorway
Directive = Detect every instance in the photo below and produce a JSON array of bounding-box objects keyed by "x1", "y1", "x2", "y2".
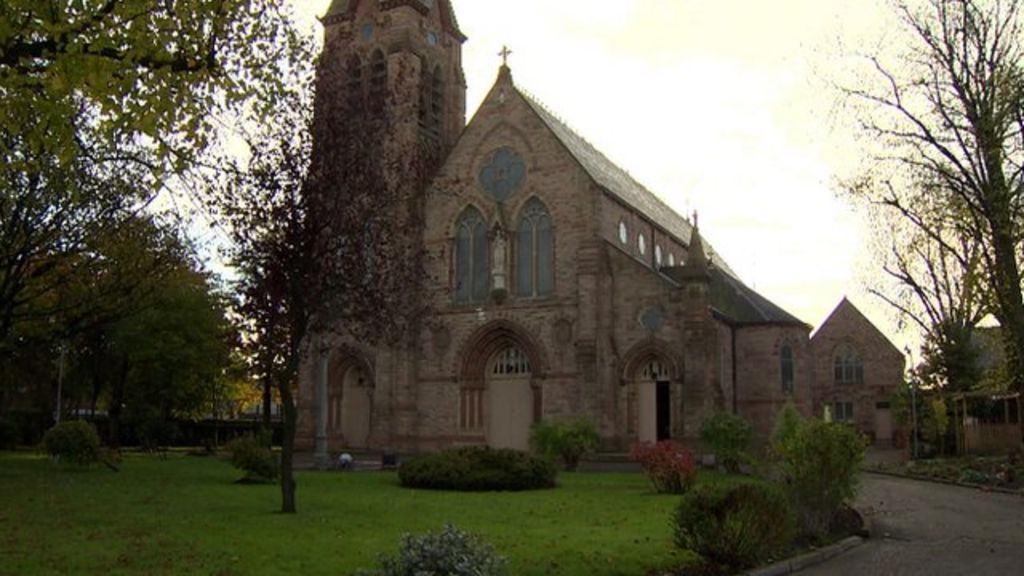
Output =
[{"x1": 656, "y1": 381, "x2": 671, "y2": 440}]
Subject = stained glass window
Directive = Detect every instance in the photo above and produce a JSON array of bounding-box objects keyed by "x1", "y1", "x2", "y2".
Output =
[
  {"x1": 517, "y1": 199, "x2": 553, "y2": 297},
  {"x1": 455, "y1": 208, "x2": 488, "y2": 303},
  {"x1": 781, "y1": 345, "x2": 794, "y2": 394}
]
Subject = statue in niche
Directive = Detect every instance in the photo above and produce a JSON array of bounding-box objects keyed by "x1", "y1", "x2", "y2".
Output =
[{"x1": 491, "y1": 226, "x2": 508, "y2": 301}]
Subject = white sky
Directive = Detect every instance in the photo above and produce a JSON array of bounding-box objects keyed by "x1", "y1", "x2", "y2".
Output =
[{"x1": 291, "y1": 0, "x2": 914, "y2": 352}]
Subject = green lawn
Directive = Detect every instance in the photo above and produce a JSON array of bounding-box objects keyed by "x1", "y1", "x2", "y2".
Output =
[{"x1": 0, "y1": 452, "x2": 714, "y2": 576}]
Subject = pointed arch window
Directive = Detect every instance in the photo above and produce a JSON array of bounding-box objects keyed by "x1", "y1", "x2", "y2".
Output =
[
  {"x1": 517, "y1": 198, "x2": 554, "y2": 297},
  {"x1": 833, "y1": 345, "x2": 863, "y2": 385},
  {"x1": 455, "y1": 208, "x2": 488, "y2": 303},
  {"x1": 781, "y1": 344, "x2": 794, "y2": 394}
]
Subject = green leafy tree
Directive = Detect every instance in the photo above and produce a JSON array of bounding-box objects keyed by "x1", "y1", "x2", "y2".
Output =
[
  {"x1": 0, "y1": 0, "x2": 312, "y2": 381},
  {"x1": 775, "y1": 419, "x2": 866, "y2": 540}
]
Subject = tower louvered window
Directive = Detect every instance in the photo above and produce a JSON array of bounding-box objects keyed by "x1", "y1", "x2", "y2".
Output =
[
  {"x1": 419, "y1": 64, "x2": 444, "y2": 140},
  {"x1": 369, "y1": 49, "x2": 387, "y2": 111},
  {"x1": 455, "y1": 208, "x2": 488, "y2": 303},
  {"x1": 345, "y1": 55, "x2": 363, "y2": 112},
  {"x1": 516, "y1": 198, "x2": 553, "y2": 297}
]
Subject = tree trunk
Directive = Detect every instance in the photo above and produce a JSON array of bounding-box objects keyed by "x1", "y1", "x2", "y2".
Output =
[
  {"x1": 262, "y1": 371, "x2": 272, "y2": 433},
  {"x1": 277, "y1": 374, "x2": 298, "y2": 514},
  {"x1": 108, "y1": 361, "x2": 128, "y2": 448}
]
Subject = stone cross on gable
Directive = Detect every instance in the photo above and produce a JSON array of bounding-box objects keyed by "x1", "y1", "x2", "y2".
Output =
[{"x1": 499, "y1": 45, "x2": 513, "y2": 66}]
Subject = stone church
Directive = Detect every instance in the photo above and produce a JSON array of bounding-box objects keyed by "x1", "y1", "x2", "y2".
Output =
[{"x1": 296, "y1": 0, "x2": 902, "y2": 455}]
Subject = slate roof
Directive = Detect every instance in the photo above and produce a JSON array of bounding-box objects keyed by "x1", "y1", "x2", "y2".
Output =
[
  {"x1": 516, "y1": 87, "x2": 736, "y2": 278},
  {"x1": 708, "y1": 268, "x2": 807, "y2": 326},
  {"x1": 510, "y1": 85, "x2": 808, "y2": 326}
]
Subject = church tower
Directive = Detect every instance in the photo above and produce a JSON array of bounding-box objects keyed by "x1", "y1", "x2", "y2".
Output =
[{"x1": 318, "y1": 0, "x2": 467, "y2": 163}]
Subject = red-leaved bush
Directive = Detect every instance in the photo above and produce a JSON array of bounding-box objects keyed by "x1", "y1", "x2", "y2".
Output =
[{"x1": 630, "y1": 440, "x2": 697, "y2": 494}]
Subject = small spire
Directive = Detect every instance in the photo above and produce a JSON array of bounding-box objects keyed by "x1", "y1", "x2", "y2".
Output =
[{"x1": 682, "y1": 215, "x2": 709, "y2": 280}]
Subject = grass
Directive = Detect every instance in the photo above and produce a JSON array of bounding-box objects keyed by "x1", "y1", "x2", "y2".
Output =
[{"x1": 0, "y1": 452, "x2": 723, "y2": 576}]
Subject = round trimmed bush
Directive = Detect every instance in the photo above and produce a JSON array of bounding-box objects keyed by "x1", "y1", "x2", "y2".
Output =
[
  {"x1": 358, "y1": 524, "x2": 506, "y2": 576},
  {"x1": 674, "y1": 482, "x2": 796, "y2": 570},
  {"x1": 42, "y1": 421, "x2": 102, "y2": 465},
  {"x1": 399, "y1": 447, "x2": 556, "y2": 491}
]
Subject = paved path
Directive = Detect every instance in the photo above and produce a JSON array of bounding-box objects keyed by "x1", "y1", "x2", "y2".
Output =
[{"x1": 800, "y1": 474, "x2": 1024, "y2": 575}]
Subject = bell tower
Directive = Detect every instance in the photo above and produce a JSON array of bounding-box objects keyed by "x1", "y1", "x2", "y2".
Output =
[{"x1": 318, "y1": 0, "x2": 467, "y2": 161}]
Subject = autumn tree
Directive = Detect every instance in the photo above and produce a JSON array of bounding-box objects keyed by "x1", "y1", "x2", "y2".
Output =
[{"x1": 844, "y1": 0, "x2": 1024, "y2": 391}]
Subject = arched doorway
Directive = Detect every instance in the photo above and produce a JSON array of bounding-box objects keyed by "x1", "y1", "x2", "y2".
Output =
[
  {"x1": 636, "y1": 358, "x2": 673, "y2": 443},
  {"x1": 622, "y1": 343, "x2": 681, "y2": 444},
  {"x1": 485, "y1": 345, "x2": 534, "y2": 450},
  {"x1": 328, "y1": 361, "x2": 372, "y2": 449}
]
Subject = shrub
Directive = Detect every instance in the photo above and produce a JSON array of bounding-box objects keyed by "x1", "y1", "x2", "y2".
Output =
[
  {"x1": 674, "y1": 482, "x2": 796, "y2": 570},
  {"x1": 226, "y1": 435, "x2": 278, "y2": 482},
  {"x1": 137, "y1": 419, "x2": 179, "y2": 453},
  {"x1": 358, "y1": 524, "x2": 506, "y2": 576},
  {"x1": 770, "y1": 402, "x2": 803, "y2": 456},
  {"x1": 42, "y1": 421, "x2": 102, "y2": 465},
  {"x1": 699, "y1": 412, "x2": 752, "y2": 473},
  {"x1": 530, "y1": 418, "x2": 600, "y2": 471},
  {"x1": 0, "y1": 417, "x2": 18, "y2": 450},
  {"x1": 775, "y1": 419, "x2": 866, "y2": 540},
  {"x1": 398, "y1": 447, "x2": 556, "y2": 491},
  {"x1": 629, "y1": 440, "x2": 697, "y2": 494}
]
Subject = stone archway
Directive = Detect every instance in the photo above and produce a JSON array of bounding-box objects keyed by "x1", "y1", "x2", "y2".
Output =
[
  {"x1": 456, "y1": 320, "x2": 545, "y2": 449},
  {"x1": 327, "y1": 355, "x2": 373, "y2": 449},
  {"x1": 620, "y1": 341, "x2": 683, "y2": 443},
  {"x1": 485, "y1": 345, "x2": 534, "y2": 450}
]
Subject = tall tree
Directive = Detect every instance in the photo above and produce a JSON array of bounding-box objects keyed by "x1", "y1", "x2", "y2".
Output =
[{"x1": 843, "y1": 0, "x2": 1024, "y2": 390}]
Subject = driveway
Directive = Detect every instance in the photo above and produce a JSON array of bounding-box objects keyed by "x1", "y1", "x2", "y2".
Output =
[{"x1": 799, "y1": 473, "x2": 1024, "y2": 575}]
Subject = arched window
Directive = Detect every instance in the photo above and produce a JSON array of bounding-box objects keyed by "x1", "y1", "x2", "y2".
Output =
[
  {"x1": 345, "y1": 55, "x2": 363, "y2": 112},
  {"x1": 638, "y1": 233, "x2": 646, "y2": 256},
  {"x1": 833, "y1": 345, "x2": 863, "y2": 385},
  {"x1": 369, "y1": 49, "x2": 387, "y2": 110},
  {"x1": 516, "y1": 198, "x2": 553, "y2": 297},
  {"x1": 781, "y1": 345, "x2": 794, "y2": 394},
  {"x1": 455, "y1": 208, "x2": 488, "y2": 302},
  {"x1": 668, "y1": 252, "x2": 676, "y2": 267},
  {"x1": 655, "y1": 244, "x2": 663, "y2": 267}
]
